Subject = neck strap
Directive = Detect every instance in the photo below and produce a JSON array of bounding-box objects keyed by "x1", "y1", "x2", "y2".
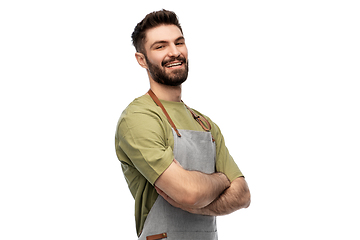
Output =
[
  {"x1": 147, "y1": 89, "x2": 214, "y2": 141},
  {"x1": 148, "y1": 89, "x2": 182, "y2": 137}
]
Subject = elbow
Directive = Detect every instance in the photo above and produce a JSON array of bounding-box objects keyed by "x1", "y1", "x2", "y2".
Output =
[
  {"x1": 244, "y1": 189, "x2": 251, "y2": 208},
  {"x1": 239, "y1": 177, "x2": 251, "y2": 209}
]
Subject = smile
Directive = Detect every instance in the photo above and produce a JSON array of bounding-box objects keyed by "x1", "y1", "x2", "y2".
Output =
[{"x1": 165, "y1": 61, "x2": 183, "y2": 68}]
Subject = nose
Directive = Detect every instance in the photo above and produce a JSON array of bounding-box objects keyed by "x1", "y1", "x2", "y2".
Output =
[{"x1": 168, "y1": 43, "x2": 181, "y2": 58}]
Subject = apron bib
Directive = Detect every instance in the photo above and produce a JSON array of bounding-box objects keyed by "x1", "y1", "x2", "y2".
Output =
[{"x1": 139, "y1": 90, "x2": 218, "y2": 240}]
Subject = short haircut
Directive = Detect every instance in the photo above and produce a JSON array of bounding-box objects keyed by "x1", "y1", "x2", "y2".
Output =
[{"x1": 131, "y1": 9, "x2": 183, "y2": 54}]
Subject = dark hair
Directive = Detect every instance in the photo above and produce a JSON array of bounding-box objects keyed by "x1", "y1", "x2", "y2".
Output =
[{"x1": 131, "y1": 9, "x2": 183, "y2": 54}]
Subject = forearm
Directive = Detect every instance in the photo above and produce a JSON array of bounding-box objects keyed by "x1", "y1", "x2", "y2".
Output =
[
  {"x1": 184, "y1": 170, "x2": 231, "y2": 208},
  {"x1": 155, "y1": 160, "x2": 230, "y2": 208},
  {"x1": 189, "y1": 177, "x2": 251, "y2": 216}
]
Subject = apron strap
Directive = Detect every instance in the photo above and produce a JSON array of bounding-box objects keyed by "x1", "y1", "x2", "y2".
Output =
[
  {"x1": 147, "y1": 89, "x2": 215, "y2": 142},
  {"x1": 183, "y1": 104, "x2": 215, "y2": 142},
  {"x1": 148, "y1": 89, "x2": 182, "y2": 137},
  {"x1": 183, "y1": 103, "x2": 212, "y2": 131}
]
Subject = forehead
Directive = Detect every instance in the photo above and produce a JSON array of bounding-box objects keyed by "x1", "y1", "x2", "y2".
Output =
[{"x1": 144, "y1": 25, "x2": 184, "y2": 47}]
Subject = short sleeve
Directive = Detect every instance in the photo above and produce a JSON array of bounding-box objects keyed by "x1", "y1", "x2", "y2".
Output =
[
  {"x1": 116, "y1": 110, "x2": 174, "y2": 185},
  {"x1": 211, "y1": 121, "x2": 244, "y2": 182}
]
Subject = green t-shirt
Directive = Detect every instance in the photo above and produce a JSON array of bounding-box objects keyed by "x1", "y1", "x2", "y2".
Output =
[{"x1": 115, "y1": 95, "x2": 243, "y2": 236}]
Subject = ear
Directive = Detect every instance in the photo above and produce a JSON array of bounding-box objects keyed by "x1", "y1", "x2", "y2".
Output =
[{"x1": 135, "y1": 52, "x2": 148, "y2": 69}]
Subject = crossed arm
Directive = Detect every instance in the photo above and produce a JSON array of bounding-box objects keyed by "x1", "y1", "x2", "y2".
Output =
[{"x1": 154, "y1": 159, "x2": 251, "y2": 216}]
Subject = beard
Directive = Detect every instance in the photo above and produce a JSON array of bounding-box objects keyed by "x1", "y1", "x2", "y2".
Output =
[{"x1": 145, "y1": 55, "x2": 189, "y2": 86}]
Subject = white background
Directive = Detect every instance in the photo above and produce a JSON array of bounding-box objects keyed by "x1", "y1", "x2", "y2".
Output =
[{"x1": 1, "y1": 0, "x2": 359, "y2": 239}]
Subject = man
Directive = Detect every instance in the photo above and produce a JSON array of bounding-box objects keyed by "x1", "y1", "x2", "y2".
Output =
[{"x1": 115, "y1": 9, "x2": 250, "y2": 240}]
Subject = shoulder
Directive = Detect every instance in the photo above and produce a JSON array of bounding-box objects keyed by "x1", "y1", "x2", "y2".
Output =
[
  {"x1": 119, "y1": 95, "x2": 161, "y2": 122},
  {"x1": 121, "y1": 95, "x2": 159, "y2": 117},
  {"x1": 116, "y1": 95, "x2": 169, "y2": 138}
]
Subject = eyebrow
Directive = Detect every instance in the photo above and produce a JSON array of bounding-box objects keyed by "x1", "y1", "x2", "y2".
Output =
[{"x1": 150, "y1": 36, "x2": 185, "y2": 49}]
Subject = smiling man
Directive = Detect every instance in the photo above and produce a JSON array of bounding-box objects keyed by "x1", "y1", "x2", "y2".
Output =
[{"x1": 115, "y1": 9, "x2": 250, "y2": 240}]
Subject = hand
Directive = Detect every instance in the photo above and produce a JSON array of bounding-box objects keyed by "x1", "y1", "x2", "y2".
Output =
[{"x1": 218, "y1": 172, "x2": 231, "y2": 188}]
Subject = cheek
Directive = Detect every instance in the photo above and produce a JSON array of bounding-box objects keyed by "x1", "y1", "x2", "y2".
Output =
[
  {"x1": 182, "y1": 47, "x2": 188, "y2": 58},
  {"x1": 148, "y1": 53, "x2": 166, "y2": 66}
]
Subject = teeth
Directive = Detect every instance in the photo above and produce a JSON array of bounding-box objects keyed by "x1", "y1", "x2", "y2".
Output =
[{"x1": 167, "y1": 62, "x2": 182, "y2": 67}]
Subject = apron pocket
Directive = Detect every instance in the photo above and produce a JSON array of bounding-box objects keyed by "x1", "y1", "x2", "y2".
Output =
[{"x1": 146, "y1": 232, "x2": 167, "y2": 240}]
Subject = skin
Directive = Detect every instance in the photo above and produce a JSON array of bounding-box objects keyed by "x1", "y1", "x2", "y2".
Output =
[
  {"x1": 135, "y1": 24, "x2": 186, "y2": 102},
  {"x1": 135, "y1": 24, "x2": 251, "y2": 215}
]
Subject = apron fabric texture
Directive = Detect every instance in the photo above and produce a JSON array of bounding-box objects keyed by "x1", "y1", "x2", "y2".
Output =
[{"x1": 139, "y1": 91, "x2": 218, "y2": 240}]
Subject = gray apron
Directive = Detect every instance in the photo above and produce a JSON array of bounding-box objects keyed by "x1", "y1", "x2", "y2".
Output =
[{"x1": 139, "y1": 90, "x2": 218, "y2": 240}]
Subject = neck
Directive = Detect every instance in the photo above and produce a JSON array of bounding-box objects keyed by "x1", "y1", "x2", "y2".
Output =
[{"x1": 148, "y1": 79, "x2": 182, "y2": 102}]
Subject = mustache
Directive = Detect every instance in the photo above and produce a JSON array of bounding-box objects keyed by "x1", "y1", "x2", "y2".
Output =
[{"x1": 161, "y1": 56, "x2": 187, "y2": 67}]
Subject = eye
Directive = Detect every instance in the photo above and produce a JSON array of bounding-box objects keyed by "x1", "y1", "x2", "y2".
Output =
[
  {"x1": 176, "y1": 42, "x2": 185, "y2": 46},
  {"x1": 155, "y1": 45, "x2": 164, "y2": 50}
]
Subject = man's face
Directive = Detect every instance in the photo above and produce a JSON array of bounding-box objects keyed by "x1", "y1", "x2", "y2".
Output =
[{"x1": 142, "y1": 25, "x2": 189, "y2": 86}]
